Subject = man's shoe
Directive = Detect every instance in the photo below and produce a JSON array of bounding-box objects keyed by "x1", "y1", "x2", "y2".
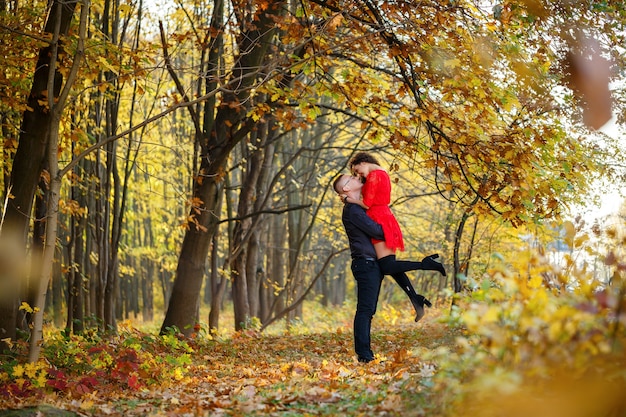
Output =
[
  {"x1": 358, "y1": 356, "x2": 374, "y2": 363},
  {"x1": 422, "y1": 254, "x2": 446, "y2": 276}
]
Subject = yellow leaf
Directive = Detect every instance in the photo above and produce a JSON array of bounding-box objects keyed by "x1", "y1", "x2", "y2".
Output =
[
  {"x1": 173, "y1": 367, "x2": 184, "y2": 380},
  {"x1": 574, "y1": 234, "x2": 589, "y2": 248},
  {"x1": 12, "y1": 364, "x2": 24, "y2": 378},
  {"x1": 444, "y1": 58, "x2": 461, "y2": 68},
  {"x1": 482, "y1": 306, "x2": 500, "y2": 323},
  {"x1": 528, "y1": 275, "x2": 542, "y2": 289},
  {"x1": 486, "y1": 22, "x2": 498, "y2": 32},
  {"x1": 19, "y1": 302, "x2": 33, "y2": 313},
  {"x1": 35, "y1": 372, "x2": 48, "y2": 388},
  {"x1": 119, "y1": 4, "x2": 132, "y2": 14},
  {"x1": 548, "y1": 320, "x2": 562, "y2": 341},
  {"x1": 461, "y1": 309, "x2": 479, "y2": 328},
  {"x1": 79, "y1": 400, "x2": 95, "y2": 410},
  {"x1": 563, "y1": 221, "x2": 575, "y2": 246},
  {"x1": 98, "y1": 56, "x2": 118, "y2": 75},
  {"x1": 24, "y1": 362, "x2": 39, "y2": 379}
]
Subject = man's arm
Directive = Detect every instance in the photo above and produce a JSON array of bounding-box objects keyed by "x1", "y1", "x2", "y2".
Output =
[{"x1": 349, "y1": 205, "x2": 385, "y2": 241}]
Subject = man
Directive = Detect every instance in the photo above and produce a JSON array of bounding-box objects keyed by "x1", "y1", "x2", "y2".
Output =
[{"x1": 333, "y1": 173, "x2": 386, "y2": 363}]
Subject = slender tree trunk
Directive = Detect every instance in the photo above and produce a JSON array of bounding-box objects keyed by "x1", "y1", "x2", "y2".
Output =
[
  {"x1": 142, "y1": 257, "x2": 154, "y2": 322},
  {"x1": 440, "y1": 196, "x2": 456, "y2": 295},
  {"x1": 51, "y1": 245, "x2": 63, "y2": 327},
  {"x1": 284, "y1": 126, "x2": 321, "y2": 320},
  {"x1": 247, "y1": 123, "x2": 275, "y2": 318},
  {"x1": 208, "y1": 230, "x2": 227, "y2": 330},
  {"x1": 85, "y1": 171, "x2": 97, "y2": 322},
  {"x1": 208, "y1": 179, "x2": 227, "y2": 331},
  {"x1": 230, "y1": 133, "x2": 265, "y2": 329},
  {"x1": 26, "y1": 174, "x2": 48, "y2": 332},
  {"x1": 70, "y1": 198, "x2": 86, "y2": 333},
  {"x1": 246, "y1": 231, "x2": 260, "y2": 318},
  {"x1": 71, "y1": 156, "x2": 86, "y2": 333},
  {"x1": 29, "y1": 145, "x2": 62, "y2": 362},
  {"x1": 258, "y1": 221, "x2": 271, "y2": 323},
  {"x1": 94, "y1": 147, "x2": 109, "y2": 330},
  {"x1": 231, "y1": 253, "x2": 249, "y2": 329},
  {"x1": 462, "y1": 216, "x2": 479, "y2": 278},
  {"x1": 28, "y1": 0, "x2": 88, "y2": 362},
  {"x1": 65, "y1": 215, "x2": 75, "y2": 331},
  {"x1": 268, "y1": 214, "x2": 286, "y2": 320},
  {"x1": 453, "y1": 211, "x2": 472, "y2": 293},
  {"x1": 103, "y1": 138, "x2": 119, "y2": 332}
]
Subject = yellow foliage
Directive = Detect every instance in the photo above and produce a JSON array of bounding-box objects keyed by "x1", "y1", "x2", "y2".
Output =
[
  {"x1": 481, "y1": 306, "x2": 500, "y2": 324},
  {"x1": 18, "y1": 302, "x2": 35, "y2": 314},
  {"x1": 172, "y1": 367, "x2": 185, "y2": 381},
  {"x1": 434, "y1": 221, "x2": 626, "y2": 417},
  {"x1": 11, "y1": 364, "x2": 24, "y2": 378}
]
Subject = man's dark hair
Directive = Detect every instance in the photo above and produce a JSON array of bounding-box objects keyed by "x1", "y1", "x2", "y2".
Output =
[
  {"x1": 349, "y1": 152, "x2": 379, "y2": 169},
  {"x1": 332, "y1": 174, "x2": 347, "y2": 194}
]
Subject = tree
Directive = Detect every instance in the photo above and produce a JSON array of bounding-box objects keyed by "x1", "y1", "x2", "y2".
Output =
[
  {"x1": 0, "y1": 0, "x2": 81, "y2": 351},
  {"x1": 28, "y1": 0, "x2": 89, "y2": 361},
  {"x1": 160, "y1": 1, "x2": 289, "y2": 336}
]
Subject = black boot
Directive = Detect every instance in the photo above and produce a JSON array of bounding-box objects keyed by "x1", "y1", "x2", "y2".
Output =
[
  {"x1": 421, "y1": 254, "x2": 446, "y2": 276},
  {"x1": 412, "y1": 294, "x2": 432, "y2": 323}
]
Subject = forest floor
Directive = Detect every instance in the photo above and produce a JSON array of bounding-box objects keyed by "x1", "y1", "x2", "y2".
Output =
[{"x1": 0, "y1": 305, "x2": 458, "y2": 417}]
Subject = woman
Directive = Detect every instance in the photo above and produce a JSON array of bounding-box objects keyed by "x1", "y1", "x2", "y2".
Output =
[{"x1": 343, "y1": 151, "x2": 445, "y2": 321}]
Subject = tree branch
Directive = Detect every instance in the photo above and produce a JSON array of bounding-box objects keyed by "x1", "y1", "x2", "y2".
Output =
[
  {"x1": 158, "y1": 20, "x2": 201, "y2": 134},
  {"x1": 218, "y1": 204, "x2": 311, "y2": 224},
  {"x1": 260, "y1": 249, "x2": 345, "y2": 331}
]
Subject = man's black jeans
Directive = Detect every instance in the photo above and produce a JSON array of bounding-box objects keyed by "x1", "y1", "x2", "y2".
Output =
[{"x1": 351, "y1": 258, "x2": 383, "y2": 362}]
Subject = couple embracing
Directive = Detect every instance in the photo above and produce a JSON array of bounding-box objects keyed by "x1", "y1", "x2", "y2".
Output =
[{"x1": 333, "y1": 152, "x2": 446, "y2": 363}]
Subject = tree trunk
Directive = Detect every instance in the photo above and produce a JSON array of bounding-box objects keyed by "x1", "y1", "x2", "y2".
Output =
[
  {"x1": 29, "y1": 150, "x2": 62, "y2": 362},
  {"x1": 247, "y1": 123, "x2": 275, "y2": 318},
  {"x1": 453, "y1": 211, "x2": 471, "y2": 294},
  {"x1": 28, "y1": 0, "x2": 88, "y2": 362},
  {"x1": 257, "y1": 216, "x2": 272, "y2": 323},
  {"x1": 68, "y1": 194, "x2": 86, "y2": 333},
  {"x1": 0, "y1": 0, "x2": 77, "y2": 350},
  {"x1": 246, "y1": 231, "x2": 261, "y2": 318},
  {"x1": 162, "y1": 178, "x2": 219, "y2": 334},
  {"x1": 161, "y1": 1, "x2": 284, "y2": 337},
  {"x1": 266, "y1": 214, "x2": 286, "y2": 322},
  {"x1": 85, "y1": 171, "x2": 97, "y2": 322},
  {"x1": 208, "y1": 227, "x2": 228, "y2": 331},
  {"x1": 141, "y1": 257, "x2": 154, "y2": 322},
  {"x1": 26, "y1": 174, "x2": 48, "y2": 332},
  {"x1": 51, "y1": 244, "x2": 63, "y2": 327},
  {"x1": 103, "y1": 138, "x2": 119, "y2": 332},
  {"x1": 64, "y1": 151, "x2": 84, "y2": 333},
  {"x1": 230, "y1": 133, "x2": 265, "y2": 329}
]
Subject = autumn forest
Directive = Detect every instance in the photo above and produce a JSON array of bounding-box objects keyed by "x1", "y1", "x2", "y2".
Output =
[{"x1": 1, "y1": 0, "x2": 626, "y2": 415}]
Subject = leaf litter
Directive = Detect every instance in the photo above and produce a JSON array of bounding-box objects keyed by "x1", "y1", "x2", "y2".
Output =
[{"x1": 0, "y1": 314, "x2": 450, "y2": 417}]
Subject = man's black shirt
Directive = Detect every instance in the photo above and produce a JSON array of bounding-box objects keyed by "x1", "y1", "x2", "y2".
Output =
[{"x1": 341, "y1": 203, "x2": 384, "y2": 259}]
